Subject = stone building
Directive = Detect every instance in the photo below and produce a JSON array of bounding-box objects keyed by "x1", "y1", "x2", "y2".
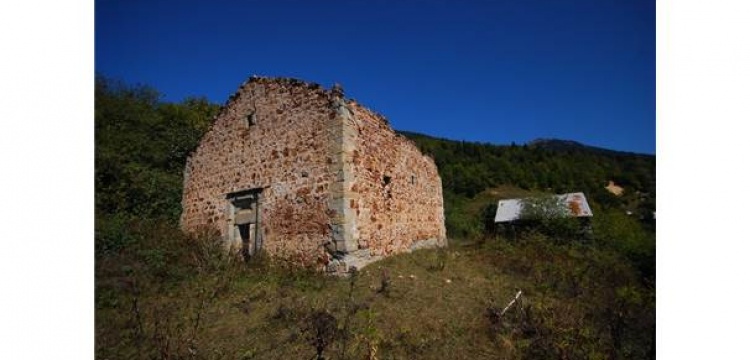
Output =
[{"x1": 180, "y1": 76, "x2": 446, "y2": 273}]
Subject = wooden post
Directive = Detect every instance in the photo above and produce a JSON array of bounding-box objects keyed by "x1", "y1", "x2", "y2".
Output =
[{"x1": 501, "y1": 290, "x2": 523, "y2": 317}]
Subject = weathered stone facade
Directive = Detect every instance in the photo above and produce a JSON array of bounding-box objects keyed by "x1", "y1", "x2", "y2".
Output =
[{"x1": 181, "y1": 77, "x2": 446, "y2": 272}]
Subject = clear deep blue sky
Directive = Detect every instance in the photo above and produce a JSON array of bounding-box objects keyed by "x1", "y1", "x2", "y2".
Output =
[{"x1": 96, "y1": 0, "x2": 655, "y2": 154}]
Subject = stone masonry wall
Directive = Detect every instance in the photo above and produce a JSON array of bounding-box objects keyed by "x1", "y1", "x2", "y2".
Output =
[
  {"x1": 181, "y1": 77, "x2": 339, "y2": 268},
  {"x1": 346, "y1": 102, "x2": 447, "y2": 258}
]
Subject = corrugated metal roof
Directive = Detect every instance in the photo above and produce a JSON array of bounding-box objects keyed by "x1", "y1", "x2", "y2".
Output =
[
  {"x1": 494, "y1": 192, "x2": 593, "y2": 223},
  {"x1": 494, "y1": 199, "x2": 524, "y2": 223}
]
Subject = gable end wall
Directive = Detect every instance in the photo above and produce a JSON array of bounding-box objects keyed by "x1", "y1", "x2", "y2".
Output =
[{"x1": 181, "y1": 78, "x2": 342, "y2": 267}]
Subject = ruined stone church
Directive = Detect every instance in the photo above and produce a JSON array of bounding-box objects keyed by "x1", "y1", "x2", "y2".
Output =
[{"x1": 181, "y1": 76, "x2": 446, "y2": 273}]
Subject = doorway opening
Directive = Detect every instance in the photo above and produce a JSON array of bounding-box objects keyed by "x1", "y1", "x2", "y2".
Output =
[{"x1": 227, "y1": 188, "x2": 263, "y2": 260}]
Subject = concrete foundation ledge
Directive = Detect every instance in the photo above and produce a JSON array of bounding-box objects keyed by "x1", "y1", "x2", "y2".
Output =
[
  {"x1": 325, "y1": 237, "x2": 447, "y2": 275},
  {"x1": 409, "y1": 237, "x2": 439, "y2": 251}
]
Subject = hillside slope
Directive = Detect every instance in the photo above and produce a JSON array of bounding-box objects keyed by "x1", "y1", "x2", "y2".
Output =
[{"x1": 398, "y1": 131, "x2": 655, "y2": 227}]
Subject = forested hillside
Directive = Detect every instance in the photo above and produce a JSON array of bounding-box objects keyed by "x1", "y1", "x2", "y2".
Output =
[
  {"x1": 95, "y1": 76, "x2": 220, "y2": 220},
  {"x1": 400, "y1": 130, "x2": 655, "y2": 208}
]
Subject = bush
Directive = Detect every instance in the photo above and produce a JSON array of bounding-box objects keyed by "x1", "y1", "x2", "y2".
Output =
[
  {"x1": 517, "y1": 195, "x2": 582, "y2": 241},
  {"x1": 95, "y1": 214, "x2": 141, "y2": 256},
  {"x1": 592, "y1": 208, "x2": 656, "y2": 281},
  {"x1": 444, "y1": 192, "x2": 483, "y2": 239},
  {"x1": 484, "y1": 234, "x2": 655, "y2": 359}
]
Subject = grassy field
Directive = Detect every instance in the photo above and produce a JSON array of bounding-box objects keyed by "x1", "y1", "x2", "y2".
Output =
[{"x1": 96, "y1": 222, "x2": 654, "y2": 360}]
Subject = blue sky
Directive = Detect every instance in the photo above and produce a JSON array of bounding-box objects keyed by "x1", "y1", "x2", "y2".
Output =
[{"x1": 96, "y1": 0, "x2": 655, "y2": 154}]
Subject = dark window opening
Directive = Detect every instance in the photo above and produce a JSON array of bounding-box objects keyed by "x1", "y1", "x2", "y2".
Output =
[
  {"x1": 411, "y1": 175, "x2": 416, "y2": 185},
  {"x1": 246, "y1": 111, "x2": 257, "y2": 127},
  {"x1": 382, "y1": 175, "x2": 392, "y2": 200}
]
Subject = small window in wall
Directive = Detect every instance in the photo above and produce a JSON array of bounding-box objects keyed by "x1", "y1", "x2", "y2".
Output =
[
  {"x1": 382, "y1": 175, "x2": 392, "y2": 199},
  {"x1": 246, "y1": 111, "x2": 257, "y2": 127},
  {"x1": 411, "y1": 175, "x2": 416, "y2": 185}
]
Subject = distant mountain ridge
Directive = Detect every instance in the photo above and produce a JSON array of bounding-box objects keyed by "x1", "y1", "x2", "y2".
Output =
[
  {"x1": 526, "y1": 138, "x2": 652, "y2": 158},
  {"x1": 398, "y1": 130, "x2": 653, "y2": 158}
]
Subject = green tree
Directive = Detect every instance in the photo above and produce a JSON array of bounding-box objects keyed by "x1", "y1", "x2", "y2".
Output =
[
  {"x1": 95, "y1": 75, "x2": 219, "y2": 221},
  {"x1": 592, "y1": 208, "x2": 656, "y2": 281},
  {"x1": 519, "y1": 195, "x2": 581, "y2": 241}
]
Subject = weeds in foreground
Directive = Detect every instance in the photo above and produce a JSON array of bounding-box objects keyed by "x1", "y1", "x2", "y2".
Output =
[
  {"x1": 303, "y1": 310, "x2": 338, "y2": 360},
  {"x1": 427, "y1": 247, "x2": 448, "y2": 272},
  {"x1": 376, "y1": 268, "x2": 391, "y2": 297},
  {"x1": 97, "y1": 220, "x2": 654, "y2": 359}
]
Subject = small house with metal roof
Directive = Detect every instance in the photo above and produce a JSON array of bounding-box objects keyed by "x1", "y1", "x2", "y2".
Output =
[{"x1": 494, "y1": 192, "x2": 593, "y2": 223}]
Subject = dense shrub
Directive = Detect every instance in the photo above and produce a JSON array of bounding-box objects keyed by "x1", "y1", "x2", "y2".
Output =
[
  {"x1": 443, "y1": 191, "x2": 484, "y2": 239},
  {"x1": 592, "y1": 208, "x2": 656, "y2": 282},
  {"x1": 96, "y1": 75, "x2": 219, "y2": 222},
  {"x1": 518, "y1": 195, "x2": 583, "y2": 242},
  {"x1": 484, "y1": 233, "x2": 655, "y2": 359}
]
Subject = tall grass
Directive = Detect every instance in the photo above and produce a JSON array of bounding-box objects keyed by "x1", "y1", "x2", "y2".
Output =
[{"x1": 96, "y1": 216, "x2": 654, "y2": 359}]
